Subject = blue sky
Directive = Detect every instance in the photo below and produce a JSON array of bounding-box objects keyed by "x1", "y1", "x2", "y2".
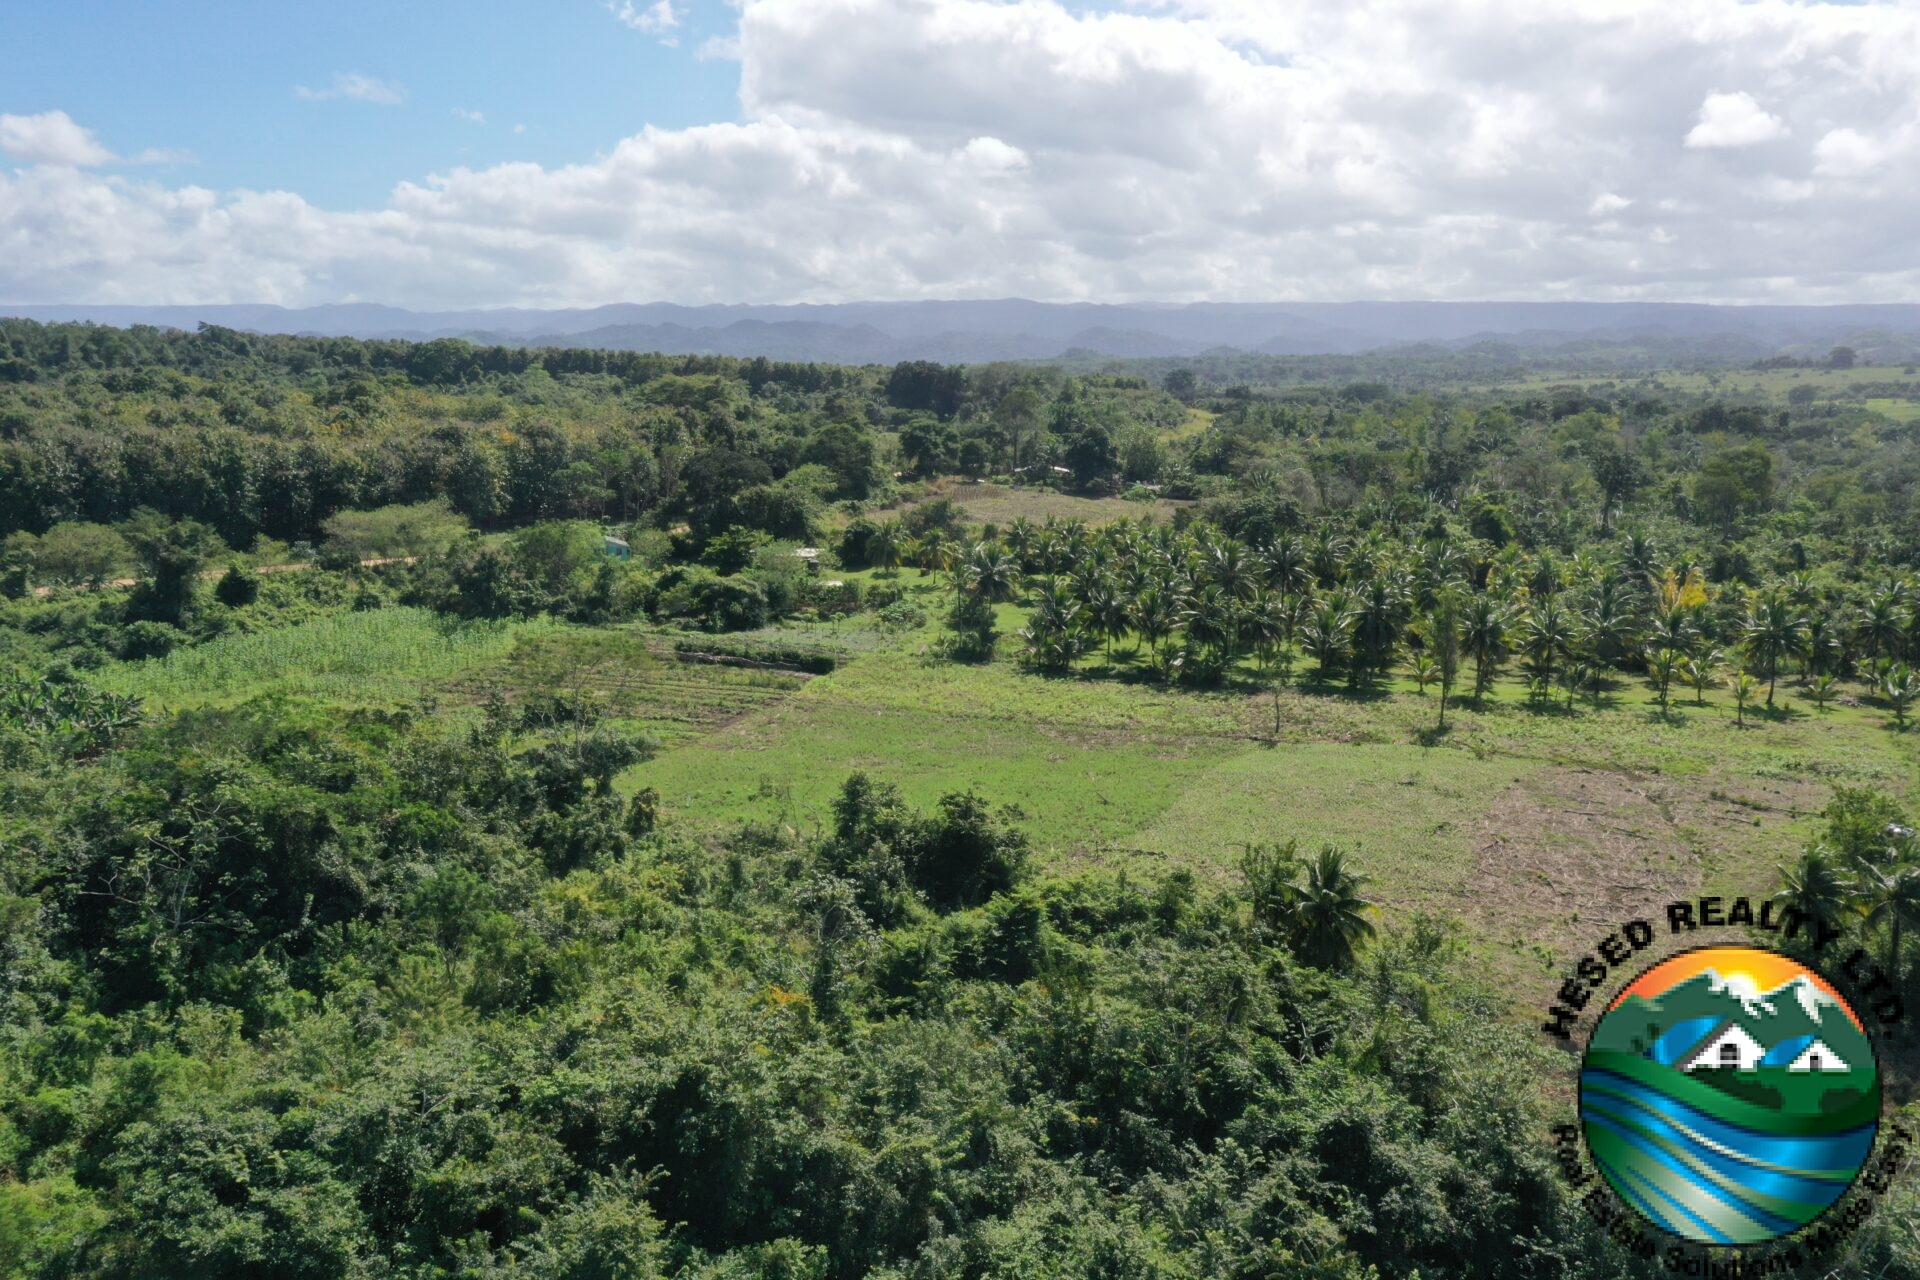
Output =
[
  {"x1": 2, "y1": 0, "x2": 1915, "y2": 308},
  {"x1": 8, "y1": 0, "x2": 742, "y2": 207}
]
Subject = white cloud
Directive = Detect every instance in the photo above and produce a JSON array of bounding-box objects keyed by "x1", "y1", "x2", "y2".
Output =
[
  {"x1": 610, "y1": 0, "x2": 680, "y2": 37},
  {"x1": 1684, "y1": 91, "x2": 1788, "y2": 149},
  {"x1": 294, "y1": 72, "x2": 407, "y2": 106},
  {"x1": 453, "y1": 107, "x2": 488, "y2": 125},
  {"x1": 6, "y1": 0, "x2": 1920, "y2": 307},
  {"x1": 1812, "y1": 126, "x2": 1886, "y2": 178},
  {"x1": 0, "y1": 111, "x2": 118, "y2": 167}
]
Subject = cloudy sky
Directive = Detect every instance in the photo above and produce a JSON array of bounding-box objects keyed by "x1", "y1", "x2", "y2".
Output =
[{"x1": 3, "y1": 0, "x2": 1917, "y2": 308}]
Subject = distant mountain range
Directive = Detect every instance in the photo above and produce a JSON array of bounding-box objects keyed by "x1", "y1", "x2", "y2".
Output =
[
  {"x1": 1592, "y1": 968, "x2": 1873, "y2": 1086},
  {"x1": 8, "y1": 300, "x2": 1920, "y2": 365}
]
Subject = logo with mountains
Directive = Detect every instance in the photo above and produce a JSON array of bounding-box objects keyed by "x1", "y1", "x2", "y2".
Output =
[{"x1": 1579, "y1": 944, "x2": 1880, "y2": 1245}]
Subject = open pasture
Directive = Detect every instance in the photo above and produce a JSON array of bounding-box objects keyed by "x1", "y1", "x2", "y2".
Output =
[
  {"x1": 624, "y1": 618, "x2": 1920, "y2": 985},
  {"x1": 96, "y1": 607, "x2": 552, "y2": 707}
]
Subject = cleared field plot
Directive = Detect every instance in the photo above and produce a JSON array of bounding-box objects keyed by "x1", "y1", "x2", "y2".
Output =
[
  {"x1": 97, "y1": 607, "x2": 551, "y2": 706},
  {"x1": 1160, "y1": 407, "x2": 1215, "y2": 441},
  {"x1": 445, "y1": 628, "x2": 816, "y2": 744},
  {"x1": 623, "y1": 627, "x2": 1920, "y2": 990},
  {"x1": 1502, "y1": 367, "x2": 1920, "y2": 399},
  {"x1": 892, "y1": 480, "x2": 1186, "y2": 528},
  {"x1": 1866, "y1": 397, "x2": 1920, "y2": 422}
]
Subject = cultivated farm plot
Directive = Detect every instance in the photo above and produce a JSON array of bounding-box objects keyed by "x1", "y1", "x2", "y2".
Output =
[
  {"x1": 97, "y1": 607, "x2": 552, "y2": 707},
  {"x1": 444, "y1": 628, "x2": 816, "y2": 745}
]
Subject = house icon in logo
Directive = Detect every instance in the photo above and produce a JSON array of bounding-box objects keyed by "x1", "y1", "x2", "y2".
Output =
[{"x1": 1669, "y1": 1017, "x2": 1855, "y2": 1074}]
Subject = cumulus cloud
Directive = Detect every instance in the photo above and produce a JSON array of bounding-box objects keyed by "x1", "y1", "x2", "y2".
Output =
[
  {"x1": 453, "y1": 107, "x2": 487, "y2": 125},
  {"x1": 0, "y1": 111, "x2": 118, "y2": 167},
  {"x1": 294, "y1": 73, "x2": 407, "y2": 106},
  {"x1": 610, "y1": 1, "x2": 680, "y2": 37},
  {"x1": 1684, "y1": 91, "x2": 1788, "y2": 149},
  {"x1": 6, "y1": 0, "x2": 1920, "y2": 306}
]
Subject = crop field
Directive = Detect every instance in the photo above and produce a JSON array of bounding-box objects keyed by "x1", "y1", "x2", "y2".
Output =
[
  {"x1": 622, "y1": 607, "x2": 1920, "y2": 988},
  {"x1": 96, "y1": 607, "x2": 554, "y2": 706},
  {"x1": 443, "y1": 627, "x2": 816, "y2": 745}
]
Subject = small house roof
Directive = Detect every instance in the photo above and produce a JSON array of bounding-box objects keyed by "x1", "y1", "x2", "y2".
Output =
[
  {"x1": 1677, "y1": 1019, "x2": 1766, "y2": 1071},
  {"x1": 1786, "y1": 1038, "x2": 1851, "y2": 1073}
]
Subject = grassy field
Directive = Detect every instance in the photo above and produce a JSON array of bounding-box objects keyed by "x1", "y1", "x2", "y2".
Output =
[
  {"x1": 97, "y1": 588, "x2": 1920, "y2": 996},
  {"x1": 1162, "y1": 407, "x2": 1215, "y2": 441},
  {"x1": 617, "y1": 608, "x2": 1920, "y2": 988},
  {"x1": 1501, "y1": 365, "x2": 1920, "y2": 398},
  {"x1": 1867, "y1": 397, "x2": 1920, "y2": 422},
  {"x1": 443, "y1": 627, "x2": 817, "y2": 746},
  {"x1": 891, "y1": 479, "x2": 1187, "y2": 527},
  {"x1": 98, "y1": 607, "x2": 555, "y2": 707}
]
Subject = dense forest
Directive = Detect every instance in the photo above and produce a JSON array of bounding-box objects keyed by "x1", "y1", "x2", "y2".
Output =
[{"x1": 1, "y1": 320, "x2": 1917, "y2": 1278}]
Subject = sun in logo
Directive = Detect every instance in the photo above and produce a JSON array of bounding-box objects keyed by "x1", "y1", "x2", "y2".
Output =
[{"x1": 1579, "y1": 945, "x2": 1881, "y2": 1245}]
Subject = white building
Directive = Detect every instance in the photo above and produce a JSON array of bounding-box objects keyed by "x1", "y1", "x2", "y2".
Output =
[
  {"x1": 1680, "y1": 1021, "x2": 1767, "y2": 1072},
  {"x1": 1786, "y1": 1039, "x2": 1851, "y2": 1073}
]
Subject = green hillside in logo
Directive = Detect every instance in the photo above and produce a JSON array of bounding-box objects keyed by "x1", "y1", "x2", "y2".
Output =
[{"x1": 1581, "y1": 963, "x2": 1880, "y2": 1245}]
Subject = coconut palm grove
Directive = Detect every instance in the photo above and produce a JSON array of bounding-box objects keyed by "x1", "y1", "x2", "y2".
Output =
[{"x1": 0, "y1": 321, "x2": 1917, "y2": 1277}]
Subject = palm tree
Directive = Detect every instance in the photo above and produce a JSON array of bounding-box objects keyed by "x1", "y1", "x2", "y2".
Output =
[
  {"x1": 1807, "y1": 672, "x2": 1840, "y2": 710},
  {"x1": 1860, "y1": 864, "x2": 1920, "y2": 984},
  {"x1": 1083, "y1": 575, "x2": 1132, "y2": 661},
  {"x1": 1179, "y1": 585, "x2": 1241, "y2": 667},
  {"x1": 1773, "y1": 847, "x2": 1857, "y2": 940},
  {"x1": 1131, "y1": 581, "x2": 1184, "y2": 671},
  {"x1": 1742, "y1": 592, "x2": 1809, "y2": 706},
  {"x1": 1002, "y1": 517, "x2": 1039, "y2": 572},
  {"x1": 1648, "y1": 646, "x2": 1682, "y2": 715},
  {"x1": 1262, "y1": 532, "x2": 1311, "y2": 603},
  {"x1": 1681, "y1": 649, "x2": 1724, "y2": 707},
  {"x1": 1857, "y1": 588, "x2": 1909, "y2": 666},
  {"x1": 1408, "y1": 651, "x2": 1439, "y2": 694},
  {"x1": 1521, "y1": 599, "x2": 1576, "y2": 693},
  {"x1": 1288, "y1": 845, "x2": 1376, "y2": 970},
  {"x1": 1019, "y1": 578, "x2": 1090, "y2": 672},
  {"x1": 957, "y1": 542, "x2": 1019, "y2": 603},
  {"x1": 1728, "y1": 671, "x2": 1760, "y2": 727},
  {"x1": 868, "y1": 521, "x2": 905, "y2": 575},
  {"x1": 1561, "y1": 660, "x2": 1597, "y2": 713},
  {"x1": 1620, "y1": 530, "x2": 1661, "y2": 584},
  {"x1": 1461, "y1": 594, "x2": 1513, "y2": 702},
  {"x1": 1882, "y1": 664, "x2": 1920, "y2": 730},
  {"x1": 1198, "y1": 534, "x2": 1257, "y2": 601},
  {"x1": 1349, "y1": 566, "x2": 1412, "y2": 687},
  {"x1": 1308, "y1": 526, "x2": 1351, "y2": 588},
  {"x1": 924, "y1": 537, "x2": 961, "y2": 577},
  {"x1": 1243, "y1": 590, "x2": 1291, "y2": 675},
  {"x1": 1802, "y1": 611, "x2": 1840, "y2": 678},
  {"x1": 1577, "y1": 570, "x2": 1644, "y2": 670},
  {"x1": 1301, "y1": 591, "x2": 1356, "y2": 686}
]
